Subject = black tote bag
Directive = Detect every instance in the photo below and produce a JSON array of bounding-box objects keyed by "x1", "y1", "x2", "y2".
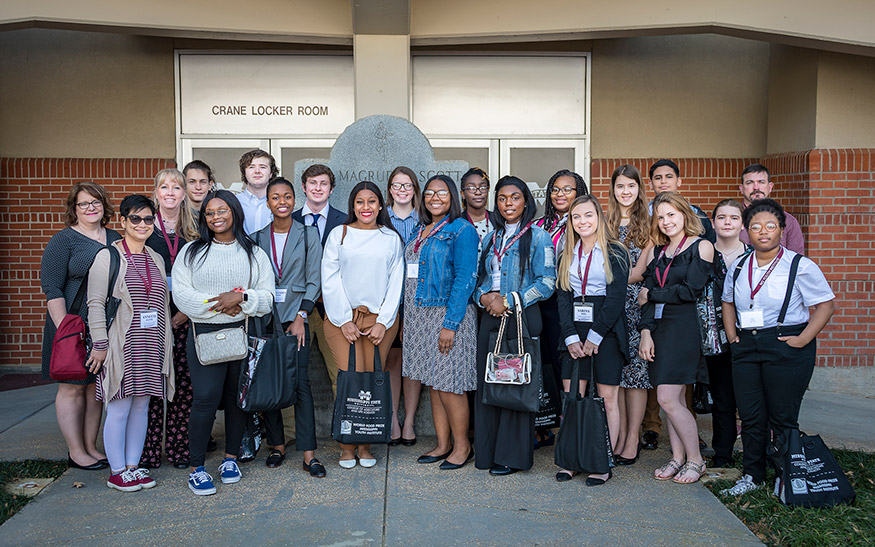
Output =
[
  {"x1": 554, "y1": 357, "x2": 613, "y2": 474},
  {"x1": 535, "y1": 357, "x2": 561, "y2": 429},
  {"x1": 777, "y1": 429, "x2": 856, "y2": 507},
  {"x1": 238, "y1": 307, "x2": 299, "y2": 412},
  {"x1": 332, "y1": 343, "x2": 392, "y2": 445},
  {"x1": 481, "y1": 292, "x2": 542, "y2": 413}
]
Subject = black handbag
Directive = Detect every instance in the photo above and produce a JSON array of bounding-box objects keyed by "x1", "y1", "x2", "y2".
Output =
[
  {"x1": 331, "y1": 343, "x2": 392, "y2": 445},
  {"x1": 237, "y1": 307, "x2": 299, "y2": 412},
  {"x1": 695, "y1": 278, "x2": 728, "y2": 357},
  {"x1": 777, "y1": 429, "x2": 856, "y2": 507},
  {"x1": 554, "y1": 357, "x2": 613, "y2": 474},
  {"x1": 535, "y1": 356, "x2": 561, "y2": 429},
  {"x1": 238, "y1": 413, "x2": 264, "y2": 462},
  {"x1": 691, "y1": 382, "x2": 713, "y2": 414},
  {"x1": 481, "y1": 292, "x2": 543, "y2": 413}
]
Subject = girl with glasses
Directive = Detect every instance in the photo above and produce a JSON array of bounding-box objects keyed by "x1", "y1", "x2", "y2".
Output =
[{"x1": 460, "y1": 167, "x2": 497, "y2": 243}]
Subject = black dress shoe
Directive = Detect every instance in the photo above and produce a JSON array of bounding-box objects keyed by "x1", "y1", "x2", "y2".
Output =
[
  {"x1": 388, "y1": 437, "x2": 402, "y2": 446},
  {"x1": 266, "y1": 450, "x2": 286, "y2": 468},
  {"x1": 642, "y1": 431, "x2": 659, "y2": 450},
  {"x1": 172, "y1": 461, "x2": 190, "y2": 469},
  {"x1": 555, "y1": 470, "x2": 577, "y2": 482},
  {"x1": 400, "y1": 437, "x2": 417, "y2": 447},
  {"x1": 614, "y1": 454, "x2": 638, "y2": 466},
  {"x1": 67, "y1": 454, "x2": 108, "y2": 471},
  {"x1": 207, "y1": 436, "x2": 218, "y2": 452},
  {"x1": 585, "y1": 470, "x2": 612, "y2": 487},
  {"x1": 303, "y1": 458, "x2": 327, "y2": 478},
  {"x1": 439, "y1": 450, "x2": 474, "y2": 470},
  {"x1": 417, "y1": 450, "x2": 452, "y2": 464},
  {"x1": 489, "y1": 465, "x2": 517, "y2": 476}
]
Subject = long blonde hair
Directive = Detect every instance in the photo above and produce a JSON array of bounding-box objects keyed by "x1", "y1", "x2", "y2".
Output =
[
  {"x1": 606, "y1": 164, "x2": 650, "y2": 249},
  {"x1": 558, "y1": 195, "x2": 628, "y2": 291},
  {"x1": 650, "y1": 191, "x2": 704, "y2": 246},
  {"x1": 153, "y1": 168, "x2": 199, "y2": 240}
]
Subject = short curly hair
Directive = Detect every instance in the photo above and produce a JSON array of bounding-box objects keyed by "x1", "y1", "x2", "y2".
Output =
[{"x1": 64, "y1": 181, "x2": 114, "y2": 227}]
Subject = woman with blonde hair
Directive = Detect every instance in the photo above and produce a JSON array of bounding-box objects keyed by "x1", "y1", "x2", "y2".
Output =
[
  {"x1": 555, "y1": 195, "x2": 630, "y2": 485},
  {"x1": 140, "y1": 168, "x2": 200, "y2": 469},
  {"x1": 605, "y1": 165, "x2": 653, "y2": 466},
  {"x1": 638, "y1": 191, "x2": 715, "y2": 484}
]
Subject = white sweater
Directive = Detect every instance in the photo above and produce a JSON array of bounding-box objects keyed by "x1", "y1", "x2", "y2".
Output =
[
  {"x1": 171, "y1": 240, "x2": 275, "y2": 323},
  {"x1": 321, "y1": 225, "x2": 404, "y2": 328}
]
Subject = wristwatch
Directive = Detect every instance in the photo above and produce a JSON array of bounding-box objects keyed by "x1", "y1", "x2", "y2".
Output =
[
  {"x1": 297, "y1": 310, "x2": 308, "y2": 320},
  {"x1": 241, "y1": 293, "x2": 248, "y2": 302}
]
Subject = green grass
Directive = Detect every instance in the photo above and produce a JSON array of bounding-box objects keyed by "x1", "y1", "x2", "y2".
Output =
[
  {"x1": 705, "y1": 449, "x2": 875, "y2": 546},
  {"x1": 0, "y1": 460, "x2": 68, "y2": 526}
]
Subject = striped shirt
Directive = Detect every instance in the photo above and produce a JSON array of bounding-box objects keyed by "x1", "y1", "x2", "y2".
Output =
[{"x1": 388, "y1": 206, "x2": 419, "y2": 246}]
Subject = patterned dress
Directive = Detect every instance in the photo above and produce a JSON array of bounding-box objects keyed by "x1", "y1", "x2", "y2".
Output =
[
  {"x1": 401, "y1": 244, "x2": 478, "y2": 394},
  {"x1": 96, "y1": 253, "x2": 168, "y2": 402},
  {"x1": 618, "y1": 225, "x2": 652, "y2": 389}
]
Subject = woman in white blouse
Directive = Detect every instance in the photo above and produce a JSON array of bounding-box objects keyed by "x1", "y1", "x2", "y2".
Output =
[{"x1": 321, "y1": 181, "x2": 405, "y2": 469}]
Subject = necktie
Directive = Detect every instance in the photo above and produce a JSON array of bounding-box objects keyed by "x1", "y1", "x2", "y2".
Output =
[{"x1": 310, "y1": 213, "x2": 320, "y2": 227}]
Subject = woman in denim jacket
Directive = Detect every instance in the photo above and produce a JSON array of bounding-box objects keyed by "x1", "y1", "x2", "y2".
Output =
[
  {"x1": 473, "y1": 176, "x2": 556, "y2": 475},
  {"x1": 404, "y1": 175, "x2": 480, "y2": 470}
]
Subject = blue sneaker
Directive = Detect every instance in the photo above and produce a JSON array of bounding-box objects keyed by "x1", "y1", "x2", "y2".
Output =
[
  {"x1": 188, "y1": 466, "x2": 216, "y2": 496},
  {"x1": 219, "y1": 458, "x2": 242, "y2": 484}
]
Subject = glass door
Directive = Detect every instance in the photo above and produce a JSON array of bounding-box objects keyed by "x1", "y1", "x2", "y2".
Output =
[
  {"x1": 180, "y1": 138, "x2": 270, "y2": 192},
  {"x1": 499, "y1": 139, "x2": 588, "y2": 216},
  {"x1": 271, "y1": 139, "x2": 335, "y2": 205}
]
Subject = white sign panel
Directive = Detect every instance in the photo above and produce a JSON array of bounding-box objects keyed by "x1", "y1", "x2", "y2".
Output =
[
  {"x1": 179, "y1": 54, "x2": 355, "y2": 135},
  {"x1": 413, "y1": 56, "x2": 587, "y2": 137}
]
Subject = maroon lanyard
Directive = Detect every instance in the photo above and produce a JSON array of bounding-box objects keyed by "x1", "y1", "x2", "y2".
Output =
[
  {"x1": 492, "y1": 222, "x2": 533, "y2": 266},
  {"x1": 414, "y1": 216, "x2": 450, "y2": 253},
  {"x1": 748, "y1": 247, "x2": 784, "y2": 306},
  {"x1": 122, "y1": 240, "x2": 153, "y2": 306},
  {"x1": 654, "y1": 236, "x2": 688, "y2": 288},
  {"x1": 270, "y1": 225, "x2": 288, "y2": 280},
  {"x1": 577, "y1": 242, "x2": 595, "y2": 296},
  {"x1": 155, "y1": 211, "x2": 179, "y2": 266}
]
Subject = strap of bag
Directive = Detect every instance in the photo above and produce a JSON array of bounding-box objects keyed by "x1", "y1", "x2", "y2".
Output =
[
  {"x1": 69, "y1": 244, "x2": 121, "y2": 318},
  {"x1": 347, "y1": 341, "x2": 384, "y2": 374},
  {"x1": 569, "y1": 357, "x2": 583, "y2": 401},
  {"x1": 104, "y1": 245, "x2": 122, "y2": 327},
  {"x1": 340, "y1": 225, "x2": 348, "y2": 245},
  {"x1": 491, "y1": 291, "x2": 525, "y2": 355},
  {"x1": 69, "y1": 278, "x2": 88, "y2": 316},
  {"x1": 731, "y1": 252, "x2": 751, "y2": 294},
  {"x1": 777, "y1": 254, "x2": 803, "y2": 326}
]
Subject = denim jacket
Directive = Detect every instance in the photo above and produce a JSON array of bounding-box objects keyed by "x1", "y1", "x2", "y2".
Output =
[
  {"x1": 475, "y1": 224, "x2": 556, "y2": 308},
  {"x1": 411, "y1": 217, "x2": 479, "y2": 331}
]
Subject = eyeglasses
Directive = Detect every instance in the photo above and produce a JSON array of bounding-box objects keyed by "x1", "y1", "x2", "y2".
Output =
[
  {"x1": 550, "y1": 186, "x2": 576, "y2": 196},
  {"x1": 749, "y1": 222, "x2": 779, "y2": 233},
  {"x1": 127, "y1": 215, "x2": 155, "y2": 225},
  {"x1": 76, "y1": 200, "x2": 103, "y2": 210},
  {"x1": 462, "y1": 185, "x2": 489, "y2": 194},
  {"x1": 423, "y1": 190, "x2": 450, "y2": 199},
  {"x1": 391, "y1": 183, "x2": 414, "y2": 191},
  {"x1": 204, "y1": 209, "x2": 231, "y2": 218}
]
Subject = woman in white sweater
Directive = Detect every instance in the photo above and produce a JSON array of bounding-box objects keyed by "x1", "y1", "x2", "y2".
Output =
[
  {"x1": 321, "y1": 181, "x2": 405, "y2": 469},
  {"x1": 172, "y1": 189, "x2": 274, "y2": 496}
]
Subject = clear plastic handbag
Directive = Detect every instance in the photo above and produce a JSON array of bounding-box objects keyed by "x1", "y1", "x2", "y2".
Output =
[{"x1": 485, "y1": 292, "x2": 532, "y2": 385}]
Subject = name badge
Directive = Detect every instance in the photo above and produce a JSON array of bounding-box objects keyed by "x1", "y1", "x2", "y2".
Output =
[
  {"x1": 140, "y1": 310, "x2": 158, "y2": 329},
  {"x1": 275, "y1": 288, "x2": 287, "y2": 303},
  {"x1": 574, "y1": 302, "x2": 594, "y2": 323},
  {"x1": 407, "y1": 263, "x2": 419, "y2": 279},
  {"x1": 166, "y1": 276, "x2": 172, "y2": 292},
  {"x1": 739, "y1": 308, "x2": 765, "y2": 329},
  {"x1": 654, "y1": 303, "x2": 665, "y2": 320}
]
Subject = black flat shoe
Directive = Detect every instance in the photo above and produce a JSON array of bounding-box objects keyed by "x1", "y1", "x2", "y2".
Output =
[
  {"x1": 401, "y1": 437, "x2": 417, "y2": 447},
  {"x1": 614, "y1": 454, "x2": 638, "y2": 466},
  {"x1": 388, "y1": 437, "x2": 402, "y2": 446},
  {"x1": 172, "y1": 461, "x2": 189, "y2": 469},
  {"x1": 642, "y1": 431, "x2": 659, "y2": 450},
  {"x1": 266, "y1": 450, "x2": 286, "y2": 468},
  {"x1": 555, "y1": 470, "x2": 577, "y2": 482},
  {"x1": 585, "y1": 470, "x2": 612, "y2": 487},
  {"x1": 303, "y1": 458, "x2": 327, "y2": 478},
  {"x1": 489, "y1": 465, "x2": 517, "y2": 476},
  {"x1": 439, "y1": 450, "x2": 474, "y2": 470},
  {"x1": 417, "y1": 450, "x2": 452, "y2": 464},
  {"x1": 67, "y1": 454, "x2": 108, "y2": 471}
]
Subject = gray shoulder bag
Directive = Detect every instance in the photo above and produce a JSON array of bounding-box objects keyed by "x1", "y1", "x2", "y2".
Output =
[{"x1": 191, "y1": 257, "x2": 253, "y2": 365}]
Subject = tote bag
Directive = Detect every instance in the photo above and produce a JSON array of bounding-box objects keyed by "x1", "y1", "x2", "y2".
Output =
[
  {"x1": 238, "y1": 307, "x2": 299, "y2": 412},
  {"x1": 332, "y1": 343, "x2": 392, "y2": 445},
  {"x1": 777, "y1": 430, "x2": 856, "y2": 508},
  {"x1": 554, "y1": 357, "x2": 613, "y2": 474}
]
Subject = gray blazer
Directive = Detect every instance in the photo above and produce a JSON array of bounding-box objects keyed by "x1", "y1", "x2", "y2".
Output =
[{"x1": 253, "y1": 222, "x2": 322, "y2": 324}]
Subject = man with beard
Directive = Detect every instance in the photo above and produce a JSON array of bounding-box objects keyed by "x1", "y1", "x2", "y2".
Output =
[{"x1": 737, "y1": 164, "x2": 805, "y2": 254}]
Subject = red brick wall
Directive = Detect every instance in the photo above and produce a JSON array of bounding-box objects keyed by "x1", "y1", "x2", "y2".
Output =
[{"x1": 0, "y1": 158, "x2": 175, "y2": 369}]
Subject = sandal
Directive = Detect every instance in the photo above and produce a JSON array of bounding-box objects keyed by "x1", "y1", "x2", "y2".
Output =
[
  {"x1": 672, "y1": 460, "x2": 706, "y2": 484},
  {"x1": 654, "y1": 459, "x2": 683, "y2": 480}
]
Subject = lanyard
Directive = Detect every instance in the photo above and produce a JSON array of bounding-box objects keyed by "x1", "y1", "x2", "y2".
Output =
[
  {"x1": 155, "y1": 211, "x2": 179, "y2": 265},
  {"x1": 270, "y1": 225, "x2": 289, "y2": 280},
  {"x1": 577, "y1": 242, "x2": 595, "y2": 299},
  {"x1": 654, "y1": 236, "x2": 688, "y2": 288},
  {"x1": 466, "y1": 211, "x2": 489, "y2": 241},
  {"x1": 748, "y1": 246, "x2": 784, "y2": 308},
  {"x1": 122, "y1": 240, "x2": 153, "y2": 307},
  {"x1": 414, "y1": 216, "x2": 450, "y2": 253},
  {"x1": 492, "y1": 221, "x2": 532, "y2": 267}
]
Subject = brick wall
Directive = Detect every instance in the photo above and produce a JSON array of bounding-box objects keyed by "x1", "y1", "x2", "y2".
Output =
[{"x1": 0, "y1": 158, "x2": 175, "y2": 369}]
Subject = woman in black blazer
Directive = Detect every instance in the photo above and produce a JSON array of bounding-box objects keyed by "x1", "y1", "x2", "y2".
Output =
[
  {"x1": 253, "y1": 178, "x2": 325, "y2": 477},
  {"x1": 555, "y1": 195, "x2": 630, "y2": 486}
]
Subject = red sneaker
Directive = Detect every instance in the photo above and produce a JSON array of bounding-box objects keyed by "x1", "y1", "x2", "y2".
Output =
[
  {"x1": 132, "y1": 468, "x2": 156, "y2": 489},
  {"x1": 107, "y1": 469, "x2": 142, "y2": 492}
]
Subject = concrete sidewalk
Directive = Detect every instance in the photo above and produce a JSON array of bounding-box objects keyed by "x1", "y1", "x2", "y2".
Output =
[{"x1": 0, "y1": 385, "x2": 871, "y2": 546}]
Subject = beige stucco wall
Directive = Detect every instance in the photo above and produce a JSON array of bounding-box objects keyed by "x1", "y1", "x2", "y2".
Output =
[
  {"x1": 766, "y1": 45, "x2": 818, "y2": 155},
  {"x1": 0, "y1": 29, "x2": 176, "y2": 158},
  {"x1": 815, "y1": 52, "x2": 875, "y2": 149},
  {"x1": 354, "y1": 35, "x2": 411, "y2": 120},
  {"x1": 591, "y1": 35, "x2": 769, "y2": 158}
]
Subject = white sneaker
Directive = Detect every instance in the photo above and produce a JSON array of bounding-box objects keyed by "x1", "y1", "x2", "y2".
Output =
[
  {"x1": 720, "y1": 474, "x2": 762, "y2": 496},
  {"x1": 774, "y1": 477, "x2": 782, "y2": 499}
]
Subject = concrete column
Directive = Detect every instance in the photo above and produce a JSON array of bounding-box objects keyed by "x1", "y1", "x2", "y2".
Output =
[{"x1": 353, "y1": 34, "x2": 410, "y2": 120}]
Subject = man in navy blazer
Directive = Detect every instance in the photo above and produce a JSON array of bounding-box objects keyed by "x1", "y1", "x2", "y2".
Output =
[{"x1": 292, "y1": 164, "x2": 346, "y2": 396}]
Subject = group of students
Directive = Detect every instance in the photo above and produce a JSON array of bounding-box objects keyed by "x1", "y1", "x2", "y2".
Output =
[{"x1": 41, "y1": 150, "x2": 835, "y2": 498}]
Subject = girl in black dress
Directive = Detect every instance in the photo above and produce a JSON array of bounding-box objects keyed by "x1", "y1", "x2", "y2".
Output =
[{"x1": 638, "y1": 192, "x2": 714, "y2": 484}]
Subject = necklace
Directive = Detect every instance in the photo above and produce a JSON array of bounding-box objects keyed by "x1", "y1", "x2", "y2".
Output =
[{"x1": 212, "y1": 238, "x2": 236, "y2": 245}]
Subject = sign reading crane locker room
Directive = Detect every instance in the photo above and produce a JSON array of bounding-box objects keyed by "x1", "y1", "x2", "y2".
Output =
[{"x1": 178, "y1": 54, "x2": 355, "y2": 135}]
